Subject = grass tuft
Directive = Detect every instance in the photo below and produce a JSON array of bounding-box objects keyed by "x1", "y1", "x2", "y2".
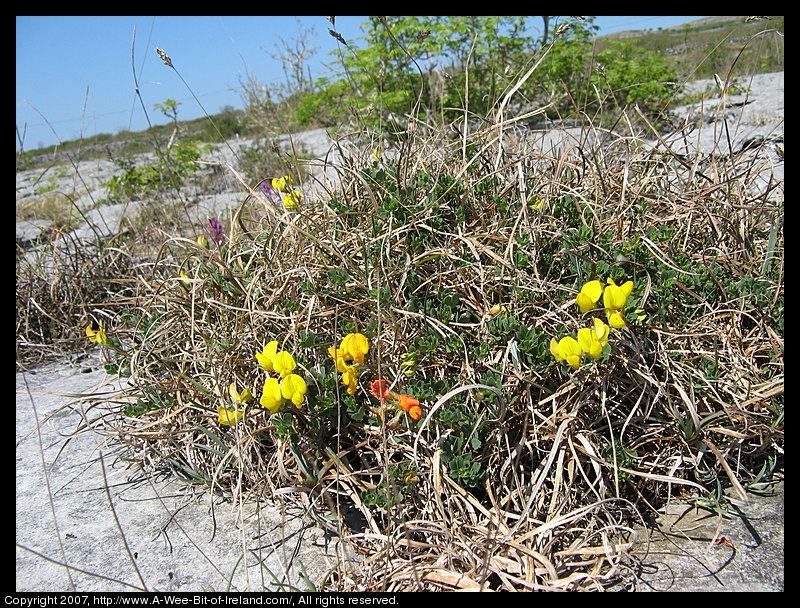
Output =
[{"x1": 68, "y1": 107, "x2": 781, "y2": 590}]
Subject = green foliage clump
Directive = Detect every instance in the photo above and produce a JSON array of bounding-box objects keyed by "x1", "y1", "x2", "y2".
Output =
[
  {"x1": 290, "y1": 16, "x2": 684, "y2": 133},
  {"x1": 105, "y1": 139, "x2": 210, "y2": 203},
  {"x1": 593, "y1": 39, "x2": 680, "y2": 109}
]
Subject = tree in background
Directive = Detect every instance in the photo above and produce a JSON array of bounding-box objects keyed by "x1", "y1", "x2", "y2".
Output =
[
  {"x1": 302, "y1": 16, "x2": 535, "y2": 128},
  {"x1": 280, "y1": 16, "x2": 682, "y2": 130}
]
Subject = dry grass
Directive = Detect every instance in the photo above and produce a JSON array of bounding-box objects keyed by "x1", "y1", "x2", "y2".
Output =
[
  {"x1": 25, "y1": 104, "x2": 775, "y2": 590},
  {"x1": 16, "y1": 231, "x2": 136, "y2": 369}
]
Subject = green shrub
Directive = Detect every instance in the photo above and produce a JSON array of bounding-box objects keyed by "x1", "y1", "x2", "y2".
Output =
[
  {"x1": 105, "y1": 139, "x2": 209, "y2": 202},
  {"x1": 593, "y1": 39, "x2": 681, "y2": 108}
]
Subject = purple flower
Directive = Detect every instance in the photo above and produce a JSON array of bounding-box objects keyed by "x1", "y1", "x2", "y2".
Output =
[
  {"x1": 260, "y1": 180, "x2": 277, "y2": 198},
  {"x1": 206, "y1": 217, "x2": 226, "y2": 244}
]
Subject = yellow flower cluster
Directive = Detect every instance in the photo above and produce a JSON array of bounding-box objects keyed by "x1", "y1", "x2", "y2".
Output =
[
  {"x1": 551, "y1": 278, "x2": 634, "y2": 369},
  {"x1": 217, "y1": 340, "x2": 310, "y2": 426},
  {"x1": 85, "y1": 320, "x2": 110, "y2": 346},
  {"x1": 256, "y1": 341, "x2": 308, "y2": 413},
  {"x1": 575, "y1": 278, "x2": 634, "y2": 329},
  {"x1": 328, "y1": 333, "x2": 369, "y2": 395},
  {"x1": 272, "y1": 175, "x2": 302, "y2": 211}
]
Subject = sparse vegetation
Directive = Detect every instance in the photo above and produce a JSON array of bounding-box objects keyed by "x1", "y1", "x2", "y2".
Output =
[{"x1": 16, "y1": 16, "x2": 783, "y2": 592}]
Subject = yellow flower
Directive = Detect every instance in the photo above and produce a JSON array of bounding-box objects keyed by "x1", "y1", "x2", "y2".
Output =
[
  {"x1": 341, "y1": 365, "x2": 359, "y2": 394},
  {"x1": 329, "y1": 333, "x2": 370, "y2": 395},
  {"x1": 329, "y1": 347, "x2": 360, "y2": 394},
  {"x1": 85, "y1": 321, "x2": 110, "y2": 346},
  {"x1": 229, "y1": 382, "x2": 253, "y2": 405},
  {"x1": 603, "y1": 278, "x2": 634, "y2": 328},
  {"x1": 272, "y1": 175, "x2": 294, "y2": 193},
  {"x1": 340, "y1": 333, "x2": 369, "y2": 365},
  {"x1": 282, "y1": 190, "x2": 301, "y2": 210},
  {"x1": 217, "y1": 406, "x2": 244, "y2": 426},
  {"x1": 260, "y1": 377, "x2": 284, "y2": 414},
  {"x1": 256, "y1": 342, "x2": 296, "y2": 377},
  {"x1": 256, "y1": 341, "x2": 279, "y2": 372},
  {"x1": 577, "y1": 318, "x2": 610, "y2": 359},
  {"x1": 281, "y1": 373, "x2": 307, "y2": 406},
  {"x1": 576, "y1": 280, "x2": 604, "y2": 314},
  {"x1": 272, "y1": 350, "x2": 296, "y2": 378},
  {"x1": 550, "y1": 336, "x2": 583, "y2": 368},
  {"x1": 218, "y1": 382, "x2": 252, "y2": 425}
]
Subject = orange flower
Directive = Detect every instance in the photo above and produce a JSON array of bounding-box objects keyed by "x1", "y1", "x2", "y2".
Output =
[
  {"x1": 370, "y1": 379, "x2": 390, "y2": 402},
  {"x1": 370, "y1": 378, "x2": 423, "y2": 421},
  {"x1": 397, "y1": 394, "x2": 418, "y2": 412},
  {"x1": 397, "y1": 394, "x2": 423, "y2": 421}
]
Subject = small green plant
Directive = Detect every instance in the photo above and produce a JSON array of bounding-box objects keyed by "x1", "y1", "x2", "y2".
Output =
[
  {"x1": 105, "y1": 138, "x2": 209, "y2": 203},
  {"x1": 602, "y1": 440, "x2": 638, "y2": 482}
]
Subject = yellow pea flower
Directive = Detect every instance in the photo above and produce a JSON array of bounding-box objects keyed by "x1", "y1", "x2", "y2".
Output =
[
  {"x1": 341, "y1": 365, "x2": 358, "y2": 394},
  {"x1": 281, "y1": 373, "x2": 307, "y2": 406},
  {"x1": 329, "y1": 334, "x2": 369, "y2": 394},
  {"x1": 329, "y1": 347, "x2": 360, "y2": 394},
  {"x1": 256, "y1": 341, "x2": 279, "y2": 372},
  {"x1": 260, "y1": 377, "x2": 284, "y2": 414},
  {"x1": 282, "y1": 190, "x2": 301, "y2": 210},
  {"x1": 229, "y1": 382, "x2": 253, "y2": 405},
  {"x1": 576, "y1": 280, "x2": 604, "y2": 314},
  {"x1": 550, "y1": 336, "x2": 583, "y2": 368},
  {"x1": 577, "y1": 318, "x2": 610, "y2": 359},
  {"x1": 85, "y1": 321, "x2": 110, "y2": 346},
  {"x1": 340, "y1": 333, "x2": 369, "y2": 365},
  {"x1": 603, "y1": 278, "x2": 634, "y2": 328},
  {"x1": 217, "y1": 406, "x2": 244, "y2": 426},
  {"x1": 592, "y1": 317, "x2": 611, "y2": 344},
  {"x1": 328, "y1": 347, "x2": 343, "y2": 366},
  {"x1": 271, "y1": 175, "x2": 294, "y2": 193},
  {"x1": 272, "y1": 350, "x2": 296, "y2": 378},
  {"x1": 256, "y1": 342, "x2": 296, "y2": 377}
]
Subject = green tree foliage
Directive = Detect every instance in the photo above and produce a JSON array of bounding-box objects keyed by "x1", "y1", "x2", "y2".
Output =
[
  {"x1": 593, "y1": 39, "x2": 680, "y2": 109},
  {"x1": 293, "y1": 16, "x2": 683, "y2": 129},
  {"x1": 304, "y1": 16, "x2": 534, "y2": 127},
  {"x1": 531, "y1": 17, "x2": 598, "y2": 115}
]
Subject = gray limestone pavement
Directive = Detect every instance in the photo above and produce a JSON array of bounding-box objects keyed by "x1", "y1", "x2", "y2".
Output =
[
  {"x1": 625, "y1": 483, "x2": 784, "y2": 591},
  {"x1": 16, "y1": 353, "x2": 354, "y2": 592}
]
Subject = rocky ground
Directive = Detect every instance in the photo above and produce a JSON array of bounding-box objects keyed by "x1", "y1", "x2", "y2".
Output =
[
  {"x1": 16, "y1": 73, "x2": 784, "y2": 592},
  {"x1": 16, "y1": 72, "x2": 784, "y2": 250}
]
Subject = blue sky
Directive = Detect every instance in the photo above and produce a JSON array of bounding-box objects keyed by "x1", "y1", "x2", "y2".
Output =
[{"x1": 16, "y1": 16, "x2": 706, "y2": 151}]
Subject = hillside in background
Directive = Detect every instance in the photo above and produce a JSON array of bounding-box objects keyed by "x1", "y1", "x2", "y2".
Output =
[
  {"x1": 16, "y1": 16, "x2": 784, "y2": 170},
  {"x1": 598, "y1": 16, "x2": 783, "y2": 79}
]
